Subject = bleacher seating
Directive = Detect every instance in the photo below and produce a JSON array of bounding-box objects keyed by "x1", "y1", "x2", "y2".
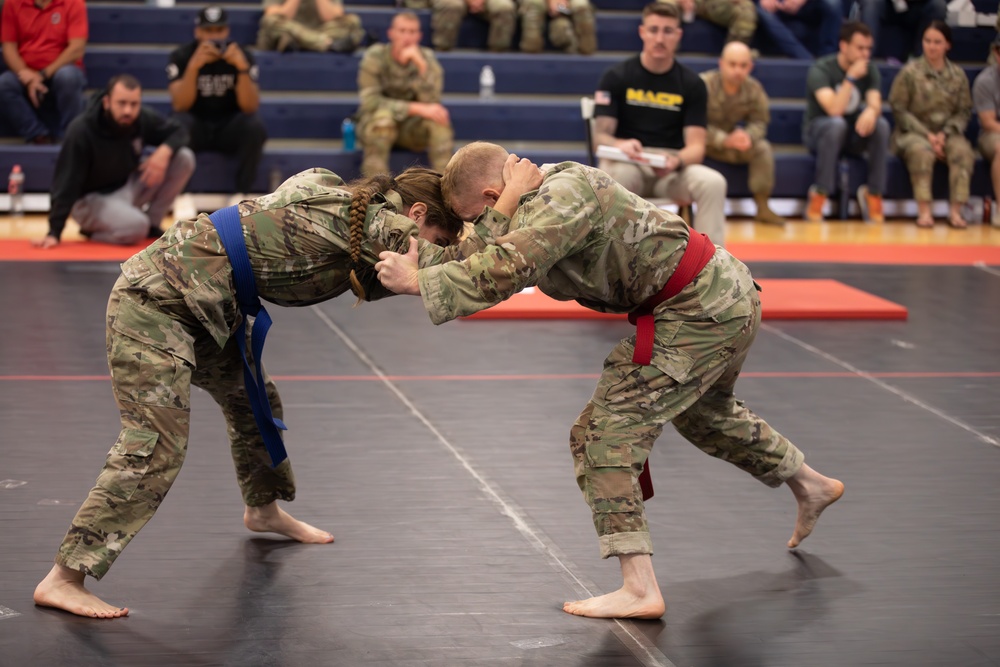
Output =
[{"x1": 0, "y1": 0, "x2": 996, "y2": 209}]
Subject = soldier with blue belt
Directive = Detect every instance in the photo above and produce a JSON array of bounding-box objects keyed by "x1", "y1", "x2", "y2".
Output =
[{"x1": 33, "y1": 167, "x2": 464, "y2": 619}]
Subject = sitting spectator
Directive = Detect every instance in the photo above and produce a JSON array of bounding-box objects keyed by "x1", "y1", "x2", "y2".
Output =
[
  {"x1": 401, "y1": 0, "x2": 516, "y2": 52},
  {"x1": 357, "y1": 11, "x2": 453, "y2": 176},
  {"x1": 168, "y1": 6, "x2": 268, "y2": 204},
  {"x1": 754, "y1": 0, "x2": 841, "y2": 60},
  {"x1": 519, "y1": 0, "x2": 597, "y2": 55},
  {"x1": 989, "y1": 14, "x2": 998, "y2": 67},
  {"x1": 802, "y1": 21, "x2": 888, "y2": 223},
  {"x1": 0, "y1": 0, "x2": 87, "y2": 143},
  {"x1": 973, "y1": 35, "x2": 1000, "y2": 227},
  {"x1": 888, "y1": 20, "x2": 973, "y2": 228},
  {"x1": 33, "y1": 75, "x2": 195, "y2": 249},
  {"x1": 662, "y1": 0, "x2": 758, "y2": 47},
  {"x1": 594, "y1": 2, "x2": 727, "y2": 244},
  {"x1": 701, "y1": 42, "x2": 785, "y2": 225},
  {"x1": 857, "y1": 0, "x2": 945, "y2": 63},
  {"x1": 256, "y1": 0, "x2": 365, "y2": 53}
]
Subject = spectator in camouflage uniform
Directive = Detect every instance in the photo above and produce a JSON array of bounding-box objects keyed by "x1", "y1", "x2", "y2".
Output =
[
  {"x1": 32, "y1": 166, "x2": 464, "y2": 619},
  {"x1": 374, "y1": 141, "x2": 845, "y2": 620},
  {"x1": 973, "y1": 36, "x2": 1000, "y2": 227},
  {"x1": 701, "y1": 42, "x2": 784, "y2": 225},
  {"x1": 256, "y1": 0, "x2": 365, "y2": 53},
  {"x1": 401, "y1": 0, "x2": 516, "y2": 52},
  {"x1": 887, "y1": 21, "x2": 973, "y2": 229},
  {"x1": 518, "y1": 0, "x2": 597, "y2": 55},
  {"x1": 357, "y1": 12, "x2": 454, "y2": 177},
  {"x1": 660, "y1": 0, "x2": 757, "y2": 45}
]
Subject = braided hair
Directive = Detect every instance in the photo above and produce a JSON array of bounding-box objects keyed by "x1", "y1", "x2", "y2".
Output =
[
  {"x1": 347, "y1": 173, "x2": 394, "y2": 303},
  {"x1": 346, "y1": 168, "x2": 463, "y2": 304}
]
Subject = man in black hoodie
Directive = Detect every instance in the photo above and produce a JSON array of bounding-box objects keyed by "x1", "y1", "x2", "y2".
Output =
[{"x1": 33, "y1": 74, "x2": 196, "y2": 248}]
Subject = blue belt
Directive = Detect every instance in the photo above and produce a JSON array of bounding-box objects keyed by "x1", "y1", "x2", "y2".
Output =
[{"x1": 209, "y1": 205, "x2": 288, "y2": 467}]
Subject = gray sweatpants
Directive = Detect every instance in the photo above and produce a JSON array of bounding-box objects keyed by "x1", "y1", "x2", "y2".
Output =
[{"x1": 72, "y1": 148, "x2": 196, "y2": 244}]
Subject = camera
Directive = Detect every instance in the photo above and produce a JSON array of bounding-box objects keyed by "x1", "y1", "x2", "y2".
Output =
[{"x1": 210, "y1": 39, "x2": 232, "y2": 52}]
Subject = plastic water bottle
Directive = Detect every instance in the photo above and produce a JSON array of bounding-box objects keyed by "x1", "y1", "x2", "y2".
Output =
[
  {"x1": 8, "y1": 164, "x2": 24, "y2": 217},
  {"x1": 341, "y1": 117, "x2": 356, "y2": 152},
  {"x1": 479, "y1": 65, "x2": 495, "y2": 101}
]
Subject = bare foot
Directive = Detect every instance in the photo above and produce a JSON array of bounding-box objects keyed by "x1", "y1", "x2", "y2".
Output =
[
  {"x1": 948, "y1": 212, "x2": 967, "y2": 229},
  {"x1": 563, "y1": 553, "x2": 665, "y2": 619},
  {"x1": 786, "y1": 463, "x2": 844, "y2": 548},
  {"x1": 244, "y1": 503, "x2": 334, "y2": 543},
  {"x1": 563, "y1": 587, "x2": 665, "y2": 619},
  {"x1": 33, "y1": 564, "x2": 129, "y2": 619},
  {"x1": 916, "y1": 214, "x2": 934, "y2": 228}
]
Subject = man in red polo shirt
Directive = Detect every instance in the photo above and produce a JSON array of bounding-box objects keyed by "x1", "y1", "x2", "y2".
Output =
[{"x1": 0, "y1": 0, "x2": 87, "y2": 143}]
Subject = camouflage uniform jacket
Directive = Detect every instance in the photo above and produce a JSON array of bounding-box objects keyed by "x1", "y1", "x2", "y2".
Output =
[
  {"x1": 124, "y1": 168, "x2": 418, "y2": 349},
  {"x1": 357, "y1": 43, "x2": 444, "y2": 123},
  {"x1": 262, "y1": 0, "x2": 342, "y2": 29},
  {"x1": 887, "y1": 56, "x2": 972, "y2": 137},
  {"x1": 410, "y1": 162, "x2": 754, "y2": 325},
  {"x1": 700, "y1": 69, "x2": 770, "y2": 150}
]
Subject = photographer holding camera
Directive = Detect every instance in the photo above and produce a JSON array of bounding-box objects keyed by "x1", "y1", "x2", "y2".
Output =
[{"x1": 167, "y1": 6, "x2": 268, "y2": 204}]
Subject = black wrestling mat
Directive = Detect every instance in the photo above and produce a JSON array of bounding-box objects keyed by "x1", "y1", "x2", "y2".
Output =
[{"x1": 1, "y1": 260, "x2": 998, "y2": 667}]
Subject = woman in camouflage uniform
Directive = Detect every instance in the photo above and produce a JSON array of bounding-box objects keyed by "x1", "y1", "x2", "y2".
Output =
[
  {"x1": 33, "y1": 167, "x2": 464, "y2": 619},
  {"x1": 888, "y1": 20, "x2": 975, "y2": 229}
]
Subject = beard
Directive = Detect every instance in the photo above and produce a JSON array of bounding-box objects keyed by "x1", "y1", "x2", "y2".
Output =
[{"x1": 103, "y1": 108, "x2": 137, "y2": 138}]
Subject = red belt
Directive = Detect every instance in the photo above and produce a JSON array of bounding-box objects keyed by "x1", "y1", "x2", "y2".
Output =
[{"x1": 628, "y1": 230, "x2": 716, "y2": 501}]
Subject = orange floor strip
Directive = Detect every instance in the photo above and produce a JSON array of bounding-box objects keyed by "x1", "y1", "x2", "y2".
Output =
[
  {"x1": 0, "y1": 238, "x2": 998, "y2": 265},
  {"x1": 463, "y1": 279, "x2": 908, "y2": 321},
  {"x1": 0, "y1": 239, "x2": 153, "y2": 261},
  {"x1": 728, "y1": 242, "x2": 1000, "y2": 265}
]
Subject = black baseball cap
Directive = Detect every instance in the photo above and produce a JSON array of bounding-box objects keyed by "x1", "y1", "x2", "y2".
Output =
[{"x1": 196, "y1": 6, "x2": 228, "y2": 27}]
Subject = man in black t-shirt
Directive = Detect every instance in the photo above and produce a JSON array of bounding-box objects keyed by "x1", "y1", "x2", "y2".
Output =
[
  {"x1": 593, "y1": 2, "x2": 726, "y2": 245},
  {"x1": 802, "y1": 21, "x2": 888, "y2": 223},
  {"x1": 167, "y1": 6, "x2": 268, "y2": 201}
]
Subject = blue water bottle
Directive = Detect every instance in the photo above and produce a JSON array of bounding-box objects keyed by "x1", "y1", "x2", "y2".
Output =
[{"x1": 341, "y1": 117, "x2": 356, "y2": 152}]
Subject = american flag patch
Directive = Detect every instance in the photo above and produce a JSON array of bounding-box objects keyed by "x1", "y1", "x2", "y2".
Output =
[{"x1": 594, "y1": 90, "x2": 611, "y2": 105}]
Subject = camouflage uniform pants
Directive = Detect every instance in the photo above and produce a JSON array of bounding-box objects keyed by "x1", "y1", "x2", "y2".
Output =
[
  {"x1": 892, "y1": 131, "x2": 975, "y2": 203},
  {"x1": 55, "y1": 262, "x2": 295, "y2": 580},
  {"x1": 658, "y1": 0, "x2": 757, "y2": 43},
  {"x1": 518, "y1": 0, "x2": 597, "y2": 54},
  {"x1": 978, "y1": 131, "x2": 1000, "y2": 163},
  {"x1": 256, "y1": 13, "x2": 365, "y2": 52},
  {"x1": 705, "y1": 139, "x2": 775, "y2": 197},
  {"x1": 570, "y1": 279, "x2": 803, "y2": 558},
  {"x1": 358, "y1": 108, "x2": 454, "y2": 177},
  {"x1": 430, "y1": 0, "x2": 516, "y2": 51}
]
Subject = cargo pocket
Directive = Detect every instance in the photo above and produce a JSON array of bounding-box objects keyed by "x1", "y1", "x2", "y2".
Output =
[
  {"x1": 583, "y1": 411, "x2": 638, "y2": 515},
  {"x1": 601, "y1": 319, "x2": 697, "y2": 423},
  {"x1": 97, "y1": 428, "x2": 159, "y2": 501},
  {"x1": 109, "y1": 297, "x2": 194, "y2": 409}
]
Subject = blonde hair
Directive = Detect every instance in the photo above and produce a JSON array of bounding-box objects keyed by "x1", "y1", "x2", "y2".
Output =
[
  {"x1": 441, "y1": 142, "x2": 509, "y2": 220},
  {"x1": 345, "y1": 167, "x2": 462, "y2": 303}
]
